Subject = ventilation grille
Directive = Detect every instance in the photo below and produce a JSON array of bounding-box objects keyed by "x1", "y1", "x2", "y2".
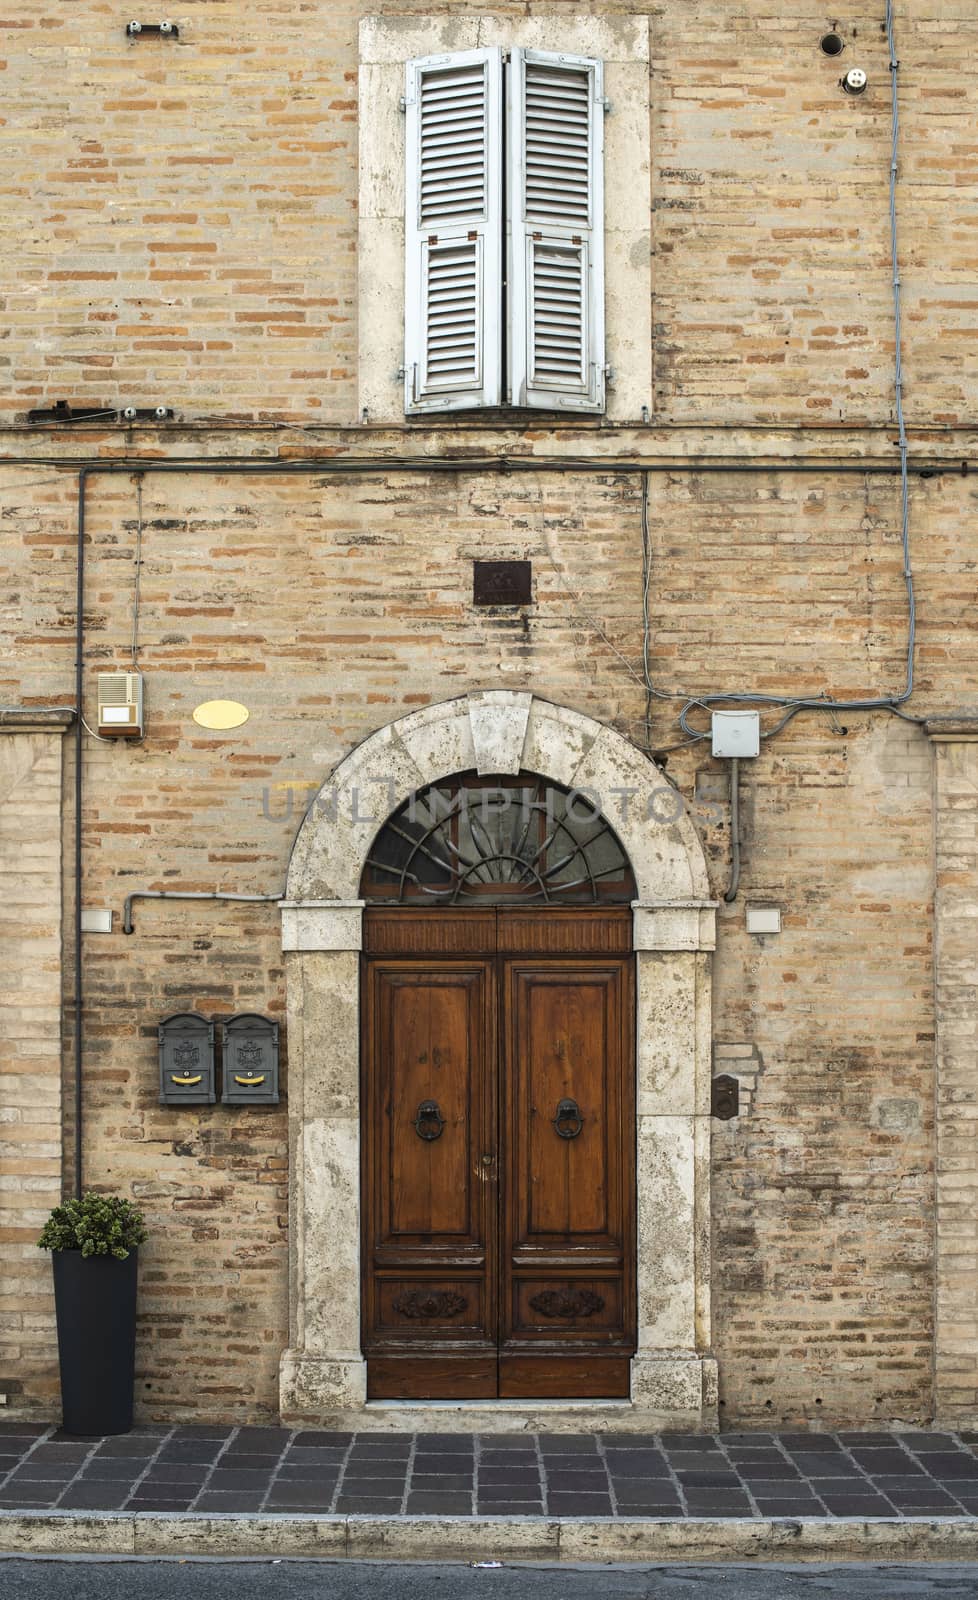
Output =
[
  {"x1": 419, "y1": 62, "x2": 487, "y2": 225},
  {"x1": 424, "y1": 241, "x2": 480, "y2": 387},
  {"x1": 530, "y1": 241, "x2": 586, "y2": 386},
  {"x1": 524, "y1": 63, "x2": 591, "y2": 225}
]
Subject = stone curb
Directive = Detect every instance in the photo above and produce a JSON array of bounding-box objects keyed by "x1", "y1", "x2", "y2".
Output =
[{"x1": 2, "y1": 1512, "x2": 978, "y2": 1563}]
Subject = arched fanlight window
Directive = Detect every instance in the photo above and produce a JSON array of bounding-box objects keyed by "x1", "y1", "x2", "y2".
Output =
[{"x1": 361, "y1": 773, "x2": 635, "y2": 905}]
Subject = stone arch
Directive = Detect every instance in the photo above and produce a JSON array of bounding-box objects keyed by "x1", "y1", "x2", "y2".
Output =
[
  {"x1": 279, "y1": 692, "x2": 717, "y2": 1430},
  {"x1": 286, "y1": 691, "x2": 710, "y2": 905}
]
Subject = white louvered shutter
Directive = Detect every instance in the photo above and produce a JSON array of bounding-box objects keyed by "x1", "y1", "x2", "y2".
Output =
[
  {"x1": 404, "y1": 49, "x2": 503, "y2": 413},
  {"x1": 507, "y1": 49, "x2": 605, "y2": 412}
]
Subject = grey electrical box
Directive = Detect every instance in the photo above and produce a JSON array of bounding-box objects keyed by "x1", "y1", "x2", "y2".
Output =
[
  {"x1": 221, "y1": 1013, "x2": 279, "y2": 1106},
  {"x1": 158, "y1": 1012, "x2": 215, "y2": 1105},
  {"x1": 711, "y1": 711, "x2": 760, "y2": 759}
]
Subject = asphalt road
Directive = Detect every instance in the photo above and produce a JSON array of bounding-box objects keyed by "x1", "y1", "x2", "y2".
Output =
[{"x1": 3, "y1": 1561, "x2": 978, "y2": 1599}]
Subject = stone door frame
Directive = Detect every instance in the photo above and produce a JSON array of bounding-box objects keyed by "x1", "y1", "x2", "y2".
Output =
[{"x1": 279, "y1": 692, "x2": 718, "y2": 1430}]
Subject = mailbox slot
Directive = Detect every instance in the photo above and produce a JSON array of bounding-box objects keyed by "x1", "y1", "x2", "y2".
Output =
[
  {"x1": 159, "y1": 1012, "x2": 216, "y2": 1105},
  {"x1": 221, "y1": 1013, "x2": 279, "y2": 1105}
]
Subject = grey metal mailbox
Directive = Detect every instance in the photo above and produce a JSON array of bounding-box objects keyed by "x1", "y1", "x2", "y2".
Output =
[
  {"x1": 158, "y1": 1011, "x2": 215, "y2": 1105},
  {"x1": 221, "y1": 1013, "x2": 279, "y2": 1105}
]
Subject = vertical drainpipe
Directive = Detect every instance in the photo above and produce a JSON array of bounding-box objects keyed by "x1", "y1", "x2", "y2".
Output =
[{"x1": 73, "y1": 466, "x2": 89, "y2": 1198}]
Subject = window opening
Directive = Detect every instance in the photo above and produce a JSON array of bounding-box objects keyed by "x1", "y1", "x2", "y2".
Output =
[{"x1": 362, "y1": 773, "x2": 635, "y2": 905}]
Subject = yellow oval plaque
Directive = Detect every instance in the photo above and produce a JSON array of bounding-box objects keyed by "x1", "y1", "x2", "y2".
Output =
[{"x1": 192, "y1": 699, "x2": 250, "y2": 731}]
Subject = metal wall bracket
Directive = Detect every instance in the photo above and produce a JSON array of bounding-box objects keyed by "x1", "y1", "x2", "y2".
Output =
[
  {"x1": 126, "y1": 21, "x2": 179, "y2": 38},
  {"x1": 26, "y1": 401, "x2": 111, "y2": 425},
  {"x1": 27, "y1": 402, "x2": 174, "y2": 425}
]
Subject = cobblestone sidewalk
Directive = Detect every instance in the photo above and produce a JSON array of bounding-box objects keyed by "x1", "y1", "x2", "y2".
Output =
[{"x1": 3, "y1": 1424, "x2": 978, "y2": 1520}]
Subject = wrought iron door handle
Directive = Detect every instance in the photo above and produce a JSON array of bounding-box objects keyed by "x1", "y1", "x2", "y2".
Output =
[
  {"x1": 413, "y1": 1100, "x2": 446, "y2": 1141},
  {"x1": 552, "y1": 1098, "x2": 584, "y2": 1139}
]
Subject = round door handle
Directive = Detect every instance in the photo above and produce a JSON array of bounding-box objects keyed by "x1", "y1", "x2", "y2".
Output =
[
  {"x1": 481, "y1": 1153, "x2": 494, "y2": 1166},
  {"x1": 413, "y1": 1100, "x2": 446, "y2": 1141},
  {"x1": 552, "y1": 1097, "x2": 584, "y2": 1139}
]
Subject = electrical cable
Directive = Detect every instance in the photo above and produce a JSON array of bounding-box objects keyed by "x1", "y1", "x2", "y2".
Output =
[
  {"x1": 123, "y1": 889, "x2": 285, "y2": 935},
  {"x1": 724, "y1": 758, "x2": 741, "y2": 903},
  {"x1": 640, "y1": 471, "x2": 653, "y2": 750},
  {"x1": 131, "y1": 474, "x2": 144, "y2": 668},
  {"x1": 79, "y1": 714, "x2": 115, "y2": 744}
]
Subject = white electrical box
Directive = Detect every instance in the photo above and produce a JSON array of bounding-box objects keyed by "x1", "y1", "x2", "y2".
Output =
[
  {"x1": 97, "y1": 671, "x2": 144, "y2": 738},
  {"x1": 746, "y1": 905, "x2": 781, "y2": 936},
  {"x1": 81, "y1": 908, "x2": 113, "y2": 933},
  {"x1": 712, "y1": 711, "x2": 760, "y2": 759}
]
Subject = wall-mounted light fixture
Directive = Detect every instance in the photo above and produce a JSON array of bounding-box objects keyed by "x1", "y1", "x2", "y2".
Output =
[{"x1": 841, "y1": 67, "x2": 868, "y2": 94}]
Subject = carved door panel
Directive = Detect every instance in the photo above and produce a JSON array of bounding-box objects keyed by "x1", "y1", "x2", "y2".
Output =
[
  {"x1": 499, "y1": 958, "x2": 634, "y2": 1398},
  {"x1": 361, "y1": 959, "x2": 498, "y2": 1399},
  {"x1": 362, "y1": 910, "x2": 635, "y2": 1400}
]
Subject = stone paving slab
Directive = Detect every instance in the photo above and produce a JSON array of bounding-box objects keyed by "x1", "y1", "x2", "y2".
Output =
[{"x1": 2, "y1": 1423, "x2": 978, "y2": 1521}]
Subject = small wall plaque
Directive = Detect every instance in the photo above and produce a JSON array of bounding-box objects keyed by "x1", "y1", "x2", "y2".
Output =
[
  {"x1": 221, "y1": 1013, "x2": 280, "y2": 1105},
  {"x1": 473, "y1": 560, "x2": 532, "y2": 607},
  {"x1": 159, "y1": 1012, "x2": 215, "y2": 1105}
]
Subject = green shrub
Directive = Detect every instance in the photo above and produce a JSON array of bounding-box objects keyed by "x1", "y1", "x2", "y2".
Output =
[{"x1": 38, "y1": 1193, "x2": 147, "y2": 1260}]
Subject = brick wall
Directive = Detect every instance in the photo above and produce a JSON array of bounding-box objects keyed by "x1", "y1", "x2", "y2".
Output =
[
  {"x1": 931, "y1": 731, "x2": 978, "y2": 1423},
  {"x1": 2, "y1": 459, "x2": 967, "y2": 1423},
  {"x1": 2, "y1": 0, "x2": 977, "y2": 1426},
  {"x1": 0, "y1": 721, "x2": 69, "y2": 1416},
  {"x1": 2, "y1": 4, "x2": 976, "y2": 425}
]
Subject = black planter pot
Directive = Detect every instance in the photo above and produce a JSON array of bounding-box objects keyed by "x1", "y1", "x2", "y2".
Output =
[{"x1": 52, "y1": 1249, "x2": 138, "y2": 1436}]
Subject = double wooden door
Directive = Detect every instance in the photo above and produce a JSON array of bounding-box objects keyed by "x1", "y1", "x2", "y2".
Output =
[{"x1": 361, "y1": 908, "x2": 635, "y2": 1399}]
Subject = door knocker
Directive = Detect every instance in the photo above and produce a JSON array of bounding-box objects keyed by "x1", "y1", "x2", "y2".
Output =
[
  {"x1": 413, "y1": 1100, "x2": 446, "y2": 1141},
  {"x1": 552, "y1": 1097, "x2": 584, "y2": 1139}
]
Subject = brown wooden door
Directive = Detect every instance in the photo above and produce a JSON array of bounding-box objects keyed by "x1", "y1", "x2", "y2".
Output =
[{"x1": 362, "y1": 909, "x2": 635, "y2": 1399}]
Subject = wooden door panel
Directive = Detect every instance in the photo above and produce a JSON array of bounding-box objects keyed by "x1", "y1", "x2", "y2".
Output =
[
  {"x1": 362, "y1": 958, "x2": 497, "y2": 1394},
  {"x1": 367, "y1": 1355, "x2": 498, "y2": 1401},
  {"x1": 375, "y1": 1277, "x2": 487, "y2": 1339},
  {"x1": 506, "y1": 964, "x2": 626, "y2": 1251},
  {"x1": 498, "y1": 1354, "x2": 632, "y2": 1399},
  {"x1": 527, "y1": 976, "x2": 610, "y2": 1239},
  {"x1": 373, "y1": 966, "x2": 488, "y2": 1251},
  {"x1": 363, "y1": 925, "x2": 636, "y2": 1401},
  {"x1": 511, "y1": 1277, "x2": 623, "y2": 1337},
  {"x1": 364, "y1": 908, "x2": 496, "y2": 955},
  {"x1": 387, "y1": 977, "x2": 476, "y2": 1240},
  {"x1": 501, "y1": 957, "x2": 635, "y2": 1365},
  {"x1": 496, "y1": 908, "x2": 631, "y2": 955}
]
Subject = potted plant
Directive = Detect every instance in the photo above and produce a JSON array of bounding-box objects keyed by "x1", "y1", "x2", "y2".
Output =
[{"x1": 38, "y1": 1193, "x2": 147, "y2": 1436}]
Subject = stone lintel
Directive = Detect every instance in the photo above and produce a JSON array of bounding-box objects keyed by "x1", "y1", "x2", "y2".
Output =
[
  {"x1": 925, "y1": 715, "x2": 978, "y2": 742},
  {"x1": 280, "y1": 901, "x2": 365, "y2": 952},
  {"x1": 0, "y1": 708, "x2": 75, "y2": 732},
  {"x1": 632, "y1": 901, "x2": 717, "y2": 952}
]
